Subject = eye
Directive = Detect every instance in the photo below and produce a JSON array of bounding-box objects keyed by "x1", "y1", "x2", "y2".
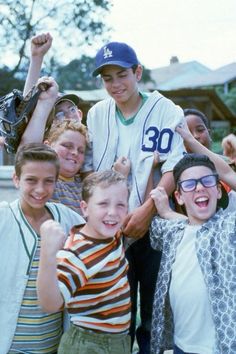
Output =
[
  {"x1": 62, "y1": 143, "x2": 73, "y2": 149},
  {"x1": 117, "y1": 203, "x2": 126, "y2": 208},
  {"x1": 119, "y1": 73, "x2": 128, "y2": 78},
  {"x1": 69, "y1": 106, "x2": 77, "y2": 114},
  {"x1": 55, "y1": 111, "x2": 65, "y2": 120},
  {"x1": 45, "y1": 179, "x2": 55, "y2": 184},
  {"x1": 25, "y1": 177, "x2": 36, "y2": 182},
  {"x1": 102, "y1": 77, "x2": 112, "y2": 82},
  {"x1": 78, "y1": 148, "x2": 85, "y2": 155},
  {"x1": 98, "y1": 201, "x2": 108, "y2": 206}
]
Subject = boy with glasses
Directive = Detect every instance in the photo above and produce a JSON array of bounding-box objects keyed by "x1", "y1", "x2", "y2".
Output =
[
  {"x1": 54, "y1": 94, "x2": 83, "y2": 123},
  {"x1": 149, "y1": 153, "x2": 236, "y2": 354}
]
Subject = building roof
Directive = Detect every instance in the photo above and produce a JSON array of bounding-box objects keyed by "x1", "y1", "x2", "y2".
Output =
[
  {"x1": 180, "y1": 62, "x2": 236, "y2": 88},
  {"x1": 150, "y1": 61, "x2": 236, "y2": 90},
  {"x1": 151, "y1": 60, "x2": 211, "y2": 90}
]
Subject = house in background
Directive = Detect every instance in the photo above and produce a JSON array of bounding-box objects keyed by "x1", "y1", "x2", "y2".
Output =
[
  {"x1": 65, "y1": 57, "x2": 236, "y2": 127},
  {"x1": 1, "y1": 58, "x2": 236, "y2": 165}
]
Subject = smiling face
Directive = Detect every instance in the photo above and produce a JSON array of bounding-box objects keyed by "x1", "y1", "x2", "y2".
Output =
[
  {"x1": 50, "y1": 130, "x2": 86, "y2": 178},
  {"x1": 174, "y1": 165, "x2": 222, "y2": 225},
  {"x1": 101, "y1": 65, "x2": 142, "y2": 106},
  {"x1": 185, "y1": 114, "x2": 211, "y2": 149},
  {"x1": 80, "y1": 182, "x2": 129, "y2": 240},
  {"x1": 13, "y1": 161, "x2": 57, "y2": 212}
]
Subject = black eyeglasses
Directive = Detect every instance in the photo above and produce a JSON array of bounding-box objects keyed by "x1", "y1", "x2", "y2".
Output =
[{"x1": 178, "y1": 174, "x2": 219, "y2": 192}]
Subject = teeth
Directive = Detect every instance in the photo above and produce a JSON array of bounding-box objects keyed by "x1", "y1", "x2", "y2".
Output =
[
  {"x1": 104, "y1": 221, "x2": 116, "y2": 225},
  {"x1": 196, "y1": 197, "x2": 208, "y2": 202}
]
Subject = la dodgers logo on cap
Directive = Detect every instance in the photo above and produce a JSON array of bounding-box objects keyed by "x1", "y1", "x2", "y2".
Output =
[{"x1": 103, "y1": 46, "x2": 113, "y2": 59}]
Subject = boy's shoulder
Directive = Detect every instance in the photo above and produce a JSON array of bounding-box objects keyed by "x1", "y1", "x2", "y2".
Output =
[{"x1": 46, "y1": 201, "x2": 85, "y2": 224}]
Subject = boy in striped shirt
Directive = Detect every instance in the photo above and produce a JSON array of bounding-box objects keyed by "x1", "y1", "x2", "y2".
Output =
[{"x1": 37, "y1": 170, "x2": 131, "y2": 354}]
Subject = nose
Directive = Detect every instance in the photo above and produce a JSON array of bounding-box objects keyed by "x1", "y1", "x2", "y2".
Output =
[
  {"x1": 111, "y1": 77, "x2": 121, "y2": 88},
  {"x1": 35, "y1": 182, "x2": 45, "y2": 193},
  {"x1": 69, "y1": 146, "x2": 79, "y2": 156},
  {"x1": 195, "y1": 180, "x2": 204, "y2": 191},
  {"x1": 107, "y1": 205, "x2": 116, "y2": 216},
  {"x1": 193, "y1": 131, "x2": 200, "y2": 141}
]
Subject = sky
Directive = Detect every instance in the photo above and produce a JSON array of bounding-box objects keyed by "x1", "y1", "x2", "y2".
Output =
[
  {"x1": 106, "y1": 0, "x2": 236, "y2": 70},
  {"x1": 1, "y1": 0, "x2": 236, "y2": 71}
]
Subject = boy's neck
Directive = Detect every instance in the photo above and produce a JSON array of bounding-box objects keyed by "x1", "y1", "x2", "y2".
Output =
[
  {"x1": 79, "y1": 224, "x2": 116, "y2": 242},
  {"x1": 21, "y1": 204, "x2": 52, "y2": 233},
  {"x1": 116, "y1": 91, "x2": 143, "y2": 119}
]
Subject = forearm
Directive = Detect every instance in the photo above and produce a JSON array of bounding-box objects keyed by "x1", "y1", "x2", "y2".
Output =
[
  {"x1": 37, "y1": 254, "x2": 64, "y2": 313},
  {"x1": 185, "y1": 135, "x2": 236, "y2": 190},
  {"x1": 157, "y1": 171, "x2": 175, "y2": 196},
  {"x1": 23, "y1": 56, "x2": 44, "y2": 96},
  {"x1": 19, "y1": 100, "x2": 54, "y2": 148}
]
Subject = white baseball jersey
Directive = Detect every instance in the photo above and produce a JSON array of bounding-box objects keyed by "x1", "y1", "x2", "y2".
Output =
[{"x1": 87, "y1": 90, "x2": 186, "y2": 211}]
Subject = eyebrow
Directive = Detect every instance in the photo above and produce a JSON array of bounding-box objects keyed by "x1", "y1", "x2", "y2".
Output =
[{"x1": 101, "y1": 68, "x2": 128, "y2": 78}]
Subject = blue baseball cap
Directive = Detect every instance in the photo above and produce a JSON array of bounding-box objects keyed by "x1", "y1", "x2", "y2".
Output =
[{"x1": 92, "y1": 42, "x2": 139, "y2": 77}]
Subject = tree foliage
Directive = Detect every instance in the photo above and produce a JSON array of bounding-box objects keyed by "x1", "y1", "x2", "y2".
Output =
[
  {"x1": 56, "y1": 56, "x2": 101, "y2": 90},
  {"x1": 0, "y1": 0, "x2": 111, "y2": 76},
  {"x1": 216, "y1": 86, "x2": 236, "y2": 115}
]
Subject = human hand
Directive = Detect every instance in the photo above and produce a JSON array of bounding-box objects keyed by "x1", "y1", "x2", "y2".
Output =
[
  {"x1": 40, "y1": 220, "x2": 67, "y2": 257},
  {"x1": 36, "y1": 76, "x2": 59, "y2": 103},
  {"x1": 150, "y1": 186, "x2": 172, "y2": 218},
  {"x1": 175, "y1": 118, "x2": 193, "y2": 141},
  {"x1": 113, "y1": 156, "x2": 131, "y2": 177},
  {"x1": 31, "y1": 32, "x2": 53, "y2": 58},
  {"x1": 122, "y1": 199, "x2": 156, "y2": 238},
  {"x1": 222, "y1": 134, "x2": 236, "y2": 164}
]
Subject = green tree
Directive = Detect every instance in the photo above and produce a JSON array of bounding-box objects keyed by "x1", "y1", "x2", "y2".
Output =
[
  {"x1": 216, "y1": 86, "x2": 236, "y2": 115},
  {"x1": 56, "y1": 56, "x2": 101, "y2": 90},
  {"x1": 0, "y1": 0, "x2": 111, "y2": 76}
]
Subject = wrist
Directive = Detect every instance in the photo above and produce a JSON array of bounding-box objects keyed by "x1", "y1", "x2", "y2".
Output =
[{"x1": 145, "y1": 197, "x2": 157, "y2": 216}]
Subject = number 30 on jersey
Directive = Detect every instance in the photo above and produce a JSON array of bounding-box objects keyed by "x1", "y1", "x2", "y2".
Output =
[{"x1": 142, "y1": 126, "x2": 174, "y2": 153}]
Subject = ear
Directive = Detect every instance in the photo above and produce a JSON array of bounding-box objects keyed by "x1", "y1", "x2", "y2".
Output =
[
  {"x1": 80, "y1": 200, "x2": 88, "y2": 218},
  {"x1": 217, "y1": 184, "x2": 222, "y2": 200},
  {"x1": 12, "y1": 172, "x2": 20, "y2": 189},
  {"x1": 135, "y1": 65, "x2": 143, "y2": 82},
  {"x1": 77, "y1": 109, "x2": 83, "y2": 120},
  {"x1": 174, "y1": 190, "x2": 184, "y2": 206}
]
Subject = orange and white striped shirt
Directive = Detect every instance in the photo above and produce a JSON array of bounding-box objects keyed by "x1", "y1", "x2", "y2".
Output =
[{"x1": 57, "y1": 226, "x2": 131, "y2": 333}]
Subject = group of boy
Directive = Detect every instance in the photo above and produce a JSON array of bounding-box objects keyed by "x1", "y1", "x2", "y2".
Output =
[{"x1": 1, "y1": 32, "x2": 236, "y2": 354}]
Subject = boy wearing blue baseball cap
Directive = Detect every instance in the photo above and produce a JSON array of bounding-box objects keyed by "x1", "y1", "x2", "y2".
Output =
[{"x1": 87, "y1": 41, "x2": 186, "y2": 352}]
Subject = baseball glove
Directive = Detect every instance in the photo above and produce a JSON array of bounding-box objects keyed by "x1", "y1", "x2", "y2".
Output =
[{"x1": 0, "y1": 83, "x2": 54, "y2": 154}]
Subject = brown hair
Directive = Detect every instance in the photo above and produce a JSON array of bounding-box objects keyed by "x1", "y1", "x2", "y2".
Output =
[
  {"x1": 82, "y1": 170, "x2": 130, "y2": 202},
  {"x1": 15, "y1": 143, "x2": 60, "y2": 178}
]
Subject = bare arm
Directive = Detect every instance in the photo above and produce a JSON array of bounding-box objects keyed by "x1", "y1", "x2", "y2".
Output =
[
  {"x1": 37, "y1": 220, "x2": 65, "y2": 313},
  {"x1": 123, "y1": 171, "x2": 175, "y2": 238},
  {"x1": 24, "y1": 33, "x2": 53, "y2": 96},
  {"x1": 176, "y1": 122, "x2": 236, "y2": 190},
  {"x1": 19, "y1": 77, "x2": 58, "y2": 149},
  {"x1": 150, "y1": 186, "x2": 187, "y2": 220}
]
